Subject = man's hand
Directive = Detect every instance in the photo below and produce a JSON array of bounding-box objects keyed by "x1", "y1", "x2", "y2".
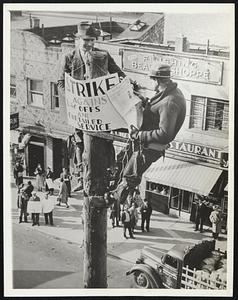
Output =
[{"x1": 129, "y1": 125, "x2": 139, "y2": 140}]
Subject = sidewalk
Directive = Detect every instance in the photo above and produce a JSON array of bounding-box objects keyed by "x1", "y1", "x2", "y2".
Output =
[{"x1": 11, "y1": 179, "x2": 227, "y2": 264}]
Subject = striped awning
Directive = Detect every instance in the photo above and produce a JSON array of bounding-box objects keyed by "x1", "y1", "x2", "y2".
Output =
[{"x1": 144, "y1": 158, "x2": 222, "y2": 196}]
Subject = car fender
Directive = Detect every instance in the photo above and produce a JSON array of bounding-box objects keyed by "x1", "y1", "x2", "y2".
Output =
[{"x1": 126, "y1": 264, "x2": 162, "y2": 288}]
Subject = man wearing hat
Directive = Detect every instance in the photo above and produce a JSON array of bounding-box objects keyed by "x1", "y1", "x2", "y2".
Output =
[
  {"x1": 58, "y1": 21, "x2": 126, "y2": 191},
  {"x1": 58, "y1": 21, "x2": 126, "y2": 86},
  {"x1": 114, "y1": 63, "x2": 186, "y2": 204}
]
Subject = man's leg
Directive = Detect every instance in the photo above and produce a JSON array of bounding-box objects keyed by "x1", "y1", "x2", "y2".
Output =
[
  {"x1": 146, "y1": 215, "x2": 150, "y2": 232},
  {"x1": 49, "y1": 211, "x2": 53, "y2": 225},
  {"x1": 128, "y1": 225, "x2": 135, "y2": 238},
  {"x1": 19, "y1": 209, "x2": 23, "y2": 223},
  {"x1": 36, "y1": 213, "x2": 40, "y2": 226},
  {"x1": 32, "y1": 213, "x2": 36, "y2": 225},
  {"x1": 44, "y1": 213, "x2": 48, "y2": 224},
  {"x1": 123, "y1": 224, "x2": 127, "y2": 238},
  {"x1": 141, "y1": 215, "x2": 145, "y2": 232}
]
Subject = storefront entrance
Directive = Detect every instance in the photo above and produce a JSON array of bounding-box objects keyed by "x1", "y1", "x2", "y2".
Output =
[{"x1": 28, "y1": 142, "x2": 44, "y2": 176}]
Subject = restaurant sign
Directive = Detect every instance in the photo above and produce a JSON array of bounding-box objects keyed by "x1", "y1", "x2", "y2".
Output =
[
  {"x1": 169, "y1": 141, "x2": 221, "y2": 162},
  {"x1": 122, "y1": 49, "x2": 223, "y2": 85}
]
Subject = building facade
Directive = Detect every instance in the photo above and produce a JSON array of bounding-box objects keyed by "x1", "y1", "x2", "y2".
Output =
[{"x1": 10, "y1": 19, "x2": 230, "y2": 227}]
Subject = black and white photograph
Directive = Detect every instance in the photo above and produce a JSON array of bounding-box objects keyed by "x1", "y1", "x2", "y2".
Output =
[{"x1": 3, "y1": 3, "x2": 234, "y2": 297}]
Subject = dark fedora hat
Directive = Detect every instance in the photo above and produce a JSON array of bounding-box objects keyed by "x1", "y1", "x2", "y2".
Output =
[
  {"x1": 148, "y1": 63, "x2": 171, "y2": 78},
  {"x1": 75, "y1": 21, "x2": 100, "y2": 40}
]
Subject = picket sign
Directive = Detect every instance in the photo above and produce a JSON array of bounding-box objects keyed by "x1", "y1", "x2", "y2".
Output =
[{"x1": 181, "y1": 265, "x2": 227, "y2": 289}]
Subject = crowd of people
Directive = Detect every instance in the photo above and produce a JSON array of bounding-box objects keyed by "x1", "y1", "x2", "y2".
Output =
[
  {"x1": 14, "y1": 159, "x2": 223, "y2": 240},
  {"x1": 14, "y1": 161, "x2": 73, "y2": 227},
  {"x1": 106, "y1": 190, "x2": 153, "y2": 240}
]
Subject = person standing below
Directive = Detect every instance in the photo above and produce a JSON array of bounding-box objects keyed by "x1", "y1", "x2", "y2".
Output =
[
  {"x1": 57, "y1": 178, "x2": 69, "y2": 208},
  {"x1": 28, "y1": 191, "x2": 41, "y2": 226},
  {"x1": 45, "y1": 167, "x2": 54, "y2": 195},
  {"x1": 34, "y1": 163, "x2": 44, "y2": 192},
  {"x1": 209, "y1": 205, "x2": 222, "y2": 240},
  {"x1": 194, "y1": 198, "x2": 207, "y2": 233},
  {"x1": 42, "y1": 192, "x2": 54, "y2": 226},
  {"x1": 129, "y1": 202, "x2": 139, "y2": 234},
  {"x1": 23, "y1": 181, "x2": 34, "y2": 199},
  {"x1": 60, "y1": 168, "x2": 72, "y2": 198},
  {"x1": 114, "y1": 63, "x2": 186, "y2": 204},
  {"x1": 109, "y1": 194, "x2": 119, "y2": 228},
  {"x1": 121, "y1": 204, "x2": 135, "y2": 239},
  {"x1": 140, "y1": 198, "x2": 152, "y2": 232},
  {"x1": 13, "y1": 161, "x2": 24, "y2": 187},
  {"x1": 17, "y1": 185, "x2": 29, "y2": 223}
]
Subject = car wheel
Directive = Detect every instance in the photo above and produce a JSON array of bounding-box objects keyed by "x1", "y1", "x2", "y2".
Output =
[{"x1": 133, "y1": 271, "x2": 151, "y2": 288}]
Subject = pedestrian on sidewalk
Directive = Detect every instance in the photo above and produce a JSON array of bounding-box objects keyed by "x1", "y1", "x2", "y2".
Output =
[
  {"x1": 34, "y1": 163, "x2": 44, "y2": 192},
  {"x1": 42, "y1": 192, "x2": 54, "y2": 226},
  {"x1": 17, "y1": 185, "x2": 29, "y2": 223},
  {"x1": 140, "y1": 198, "x2": 152, "y2": 232},
  {"x1": 57, "y1": 178, "x2": 69, "y2": 208},
  {"x1": 109, "y1": 194, "x2": 120, "y2": 228},
  {"x1": 13, "y1": 161, "x2": 24, "y2": 187},
  {"x1": 209, "y1": 205, "x2": 222, "y2": 240},
  {"x1": 194, "y1": 198, "x2": 207, "y2": 233},
  {"x1": 28, "y1": 191, "x2": 41, "y2": 226},
  {"x1": 45, "y1": 167, "x2": 54, "y2": 195},
  {"x1": 60, "y1": 168, "x2": 72, "y2": 197},
  {"x1": 129, "y1": 202, "x2": 139, "y2": 234},
  {"x1": 121, "y1": 204, "x2": 135, "y2": 239}
]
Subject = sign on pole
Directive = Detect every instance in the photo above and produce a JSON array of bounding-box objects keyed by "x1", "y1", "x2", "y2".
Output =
[{"x1": 65, "y1": 73, "x2": 143, "y2": 131}]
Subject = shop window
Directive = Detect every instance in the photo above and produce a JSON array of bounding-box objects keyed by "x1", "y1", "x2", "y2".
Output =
[
  {"x1": 51, "y1": 82, "x2": 60, "y2": 111},
  {"x1": 170, "y1": 188, "x2": 180, "y2": 209},
  {"x1": 27, "y1": 79, "x2": 44, "y2": 107},
  {"x1": 10, "y1": 75, "x2": 16, "y2": 98},
  {"x1": 181, "y1": 191, "x2": 193, "y2": 212},
  {"x1": 190, "y1": 96, "x2": 229, "y2": 134}
]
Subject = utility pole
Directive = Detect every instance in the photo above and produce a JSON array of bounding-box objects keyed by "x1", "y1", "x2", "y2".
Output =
[{"x1": 82, "y1": 56, "x2": 112, "y2": 288}]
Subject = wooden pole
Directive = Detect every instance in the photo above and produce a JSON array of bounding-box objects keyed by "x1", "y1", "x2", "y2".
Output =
[{"x1": 83, "y1": 126, "x2": 113, "y2": 288}]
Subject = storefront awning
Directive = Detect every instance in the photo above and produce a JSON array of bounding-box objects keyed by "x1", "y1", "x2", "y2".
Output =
[{"x1": 144, "y1": 158, "x2": 222, "y2": 196}]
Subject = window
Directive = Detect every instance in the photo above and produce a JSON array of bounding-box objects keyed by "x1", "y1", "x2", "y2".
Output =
[
  {"x1": 190, "y1": 96, "x2": 229, "y2": 133},
  {"x1": 164, "y1": 255, "x2": 178, "y2": 269},
  {"x1": 28, "y1": 79, "x2": 44, "y2": 107},
  {"x1": 51, "y1": 82, "x2": 59, "y2": 110},
  {"x1": 10, "y1": 75, "x2": 16, "y2": 98},
  {"x1": 170, "y1": 188, "x2": 180, "y2": 209},
  {"x1": 181, "y1": 191, "x2": 193, "y2": 212}
]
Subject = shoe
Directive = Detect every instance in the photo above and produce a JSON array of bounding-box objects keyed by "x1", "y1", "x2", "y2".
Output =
[
  {"x1": 50, "y1": 223, "x2": 54, "y2": 226},
  {"x1": 194, "y1": 229, "x2": 198, "y2": 231},
  {"x1": 124, "y1": 235, "x2": 128, "y2": 239},
  {"x1": 37, "y1": 223, "x2": 40, "y2": 226},
  {"x1": 45, "y1": 223, "x2": 48, "y2": 225},
  {"x1": 19, "y1": 220, "x2": 22, "y2": 224},
  {"x1": 24, "y1": 221, "x2": 28, "y2": 223},
  {"x1": 146, "y1": 229, "x2": 150, "y2": 232},
  {"x1": 32, "y1": 223, "x2": 35, "y2": 226},
  {"x1": 130, "y1": 236, "x2": 135, "y2": 239},
  {"x1": 66, "y1": 205, "x2": 69, "y2": 208},
  {"x1": 56, "y1": 203, "x2": 61, "y2": 206}
]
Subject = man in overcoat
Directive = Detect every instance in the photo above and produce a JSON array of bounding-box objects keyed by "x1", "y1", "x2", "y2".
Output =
[{"x1": 114, "y1": 63, "x2": 186, "y2": 204}]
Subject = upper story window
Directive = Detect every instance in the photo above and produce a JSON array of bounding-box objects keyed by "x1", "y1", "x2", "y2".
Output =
[
  {"x1": 10, "y1": 75, "x2": 16, "y2": 98},
  {"x1": 51, "y1": 83, "x2": 59, "y2": 111},
  {"x1": 27, "y1": 79, "x2": 44, "y2": 108},
  {"x1": 190, "y1": 96, "x2": 229, "y2": 134}
]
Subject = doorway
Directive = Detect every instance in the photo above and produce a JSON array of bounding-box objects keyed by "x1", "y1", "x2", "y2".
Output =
[
  {"x1": 53, "y1": 138, "x2": 63, "y2": 178},
  {"x1": 28, "y1": 142, "x2": 45, "y2": 176}
]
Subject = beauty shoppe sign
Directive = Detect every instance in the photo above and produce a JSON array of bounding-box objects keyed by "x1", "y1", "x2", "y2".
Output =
[{"x1": 122, "y1": 49, "x2": 223, "y2": 85}]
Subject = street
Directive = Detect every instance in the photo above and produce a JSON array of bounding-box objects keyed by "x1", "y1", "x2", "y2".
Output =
[
  {"x1": 10, "y1": 177, "x2": 227, "y2": 289},
  {"x1": 12, "y1": 223, "x2": 133, "y2": 289}
]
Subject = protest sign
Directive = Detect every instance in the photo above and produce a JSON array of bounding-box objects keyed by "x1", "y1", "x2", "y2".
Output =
[{"x1": 65, "y1": 72, "x2": 127, "y2": 131}]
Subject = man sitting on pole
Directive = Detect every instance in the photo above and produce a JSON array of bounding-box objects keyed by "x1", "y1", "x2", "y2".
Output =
[{"x1": 114, "y1": 63, "x2": 186, "y2": 204}]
